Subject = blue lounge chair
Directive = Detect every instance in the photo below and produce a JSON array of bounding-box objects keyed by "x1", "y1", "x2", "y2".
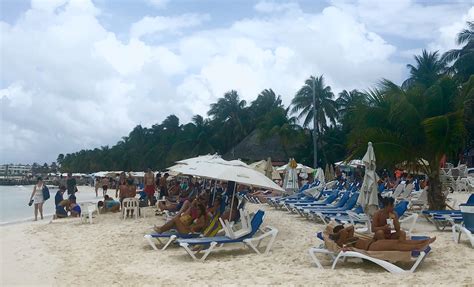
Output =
[
  {"x1": 301, "y1": 193, "x2": 358, "y2": 218},
  {"x1": 144, "y1": 232, "x2": 201, "y2": 251},
  {"x1": 423, "y1": 194, "x2": 474, "y2": 230},
  {"x1": 176, "y1": 210, "x2": 278, "y2": 262},
  {"x1": 291, "y1": 191, "x2": 341, "y2": 214}
]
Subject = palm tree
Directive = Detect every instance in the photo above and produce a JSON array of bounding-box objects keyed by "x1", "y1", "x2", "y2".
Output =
[
  {"x1": 402, "y1": 50, "x2": 446, "y2": 89},
  {"x1": 291, "y1": 75, "x2": 338, "y2": 167},
  {"x1": 208, "y1": 90, "x2": 249, "y2": 151},
  {"x1": 190, "y1": 115, "x2": 214, "y2": 155},
  {"x1": 336, "y1": 89, "x2": 366, "y2": 122},
  {"x1": 442, "y1": 21, "x2": 474, "y2": 82},
  {"x1": 349, "y1": 78, "x2": 464, "y2": 210}
]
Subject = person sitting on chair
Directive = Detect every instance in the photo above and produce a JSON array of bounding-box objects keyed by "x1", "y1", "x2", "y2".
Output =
[
  {"x1": 372, "y1": 197, "x2": 406, "y2": 241},
  {"x1": 153, "y1": 198, "x2": 207, "y2": 234}
]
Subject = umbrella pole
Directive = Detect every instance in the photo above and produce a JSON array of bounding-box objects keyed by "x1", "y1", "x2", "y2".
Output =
[
  {"x1": 230, "y1": 183, "x2": 237, "y2": 215},
  {"x1": 212, "y1": 181, "x2": 217, "y2": 205}
]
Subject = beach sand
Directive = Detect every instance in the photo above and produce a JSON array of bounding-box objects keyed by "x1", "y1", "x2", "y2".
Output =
[{"x1": 1, "y1": 187, "x2": 473, "y2": 286}]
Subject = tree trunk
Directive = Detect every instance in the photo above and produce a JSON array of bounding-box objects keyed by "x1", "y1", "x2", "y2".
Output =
[{"x1": 427, "y1": 168, "x2": 446, "y2": 210}]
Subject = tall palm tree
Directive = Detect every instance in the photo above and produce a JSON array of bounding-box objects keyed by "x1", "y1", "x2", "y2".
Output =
[
  {"x1": 208, "y1": 90, "x2": 249, "y2": 151},
  {"x1": 402, "y1": 50, "x2": 446, "y2": 89},
  {"x1": 442, "y1": 21, "x2": 474, "y2": 82},
  {"x1": 336, "y1": 89, "x2": 366, "y2": 121},
  {"x1": 291, "y1": 75, "x2": 337, "y2": 167}
]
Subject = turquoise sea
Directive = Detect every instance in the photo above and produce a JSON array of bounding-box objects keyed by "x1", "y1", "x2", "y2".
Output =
[{"x1": 0, "y1": 185, "x2": 100, "y2": 225}]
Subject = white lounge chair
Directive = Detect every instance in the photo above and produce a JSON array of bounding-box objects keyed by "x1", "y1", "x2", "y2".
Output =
[
  {"x1": 391, "y1": 183, "x2": 406, "y2": 198},
  {"x1": 308, "y1": 225, "x2": 432, "y2": 274},
  {"x1": 397, "y1": 183, "x2": 414, "y2": 200},
  {"x1": 176, "y1": 210, "x2": 278, "y2": 262}
]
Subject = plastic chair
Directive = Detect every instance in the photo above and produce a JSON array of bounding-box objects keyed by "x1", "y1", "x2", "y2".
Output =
[
  {"x1": 80, "y1": 202, "x2": 99, "y2": 224},
  {"x1": 122, "y1": 198, "x2": 139, "y2": 219}
]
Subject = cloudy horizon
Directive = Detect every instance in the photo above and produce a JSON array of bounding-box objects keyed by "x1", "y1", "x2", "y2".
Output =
[{"x1": 1, "y1": 0, "x2": 473, "y2": 165}]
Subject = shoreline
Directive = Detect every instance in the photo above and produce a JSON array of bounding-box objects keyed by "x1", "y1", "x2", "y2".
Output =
[{"x1": 0, "y1": 185, "x2": 101, "y2": 227}]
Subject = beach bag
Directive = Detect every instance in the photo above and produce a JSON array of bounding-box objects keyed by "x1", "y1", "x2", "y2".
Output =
[{"x1": 42, "y1": 185, "x2": 50, "y2": 201}]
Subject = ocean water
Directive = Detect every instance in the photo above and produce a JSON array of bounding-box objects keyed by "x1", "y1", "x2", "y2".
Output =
[{"x1": 0, "y1": 185, "x2": 100, "y2": 225}]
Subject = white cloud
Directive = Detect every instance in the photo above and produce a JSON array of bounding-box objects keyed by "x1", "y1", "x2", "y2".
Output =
[
  {"x1": 428, "y1": 7, "x2": 474, "y2": 53},
  {"x1": 0, "y1": 0, "x2": 470, "y2": 164},
  {"x1": 130, "y1": 13, "x2": 210, "y2": 39},
  {"x1": 331, "y1": 0, "x2": 472, "y2": 40}
]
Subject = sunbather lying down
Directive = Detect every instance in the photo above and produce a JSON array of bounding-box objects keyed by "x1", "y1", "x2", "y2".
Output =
[{"x1": 331, "y1": 225, "x2": 436, "y2": 252}]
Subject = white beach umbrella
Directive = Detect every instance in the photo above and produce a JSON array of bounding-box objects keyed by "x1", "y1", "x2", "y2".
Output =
[
  {"x1": 282, "y1": 159, "x2": 299, "y2": 193},
  {"x1": 315, "y1": 167, "x2": 325, "y2": 186},
  {"x1": 170, "y1": 158, "x2": 283, "y2": 192},
  {"x1": 248, "y1": 160, "x2": 267, "y2": 174},
  {"x1": 357, "y1": 142, "x2": 379, "y2": 215},
  {"x1": 335, "y1": 159, "x2": 364, "y2": 168},
  {"x1": 277, "y1": 163, "x2": 315, "y2": 174}
]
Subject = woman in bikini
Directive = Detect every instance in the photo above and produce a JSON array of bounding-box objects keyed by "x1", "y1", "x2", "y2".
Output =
[
  {"x1": 331, "y1": 225, "x2": 436, "y2": 251},
  {"x1": 153, "y1": 198, "x2": 207, "y2": 234}
]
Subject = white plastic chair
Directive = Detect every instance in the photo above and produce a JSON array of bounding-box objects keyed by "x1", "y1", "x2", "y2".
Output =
[
  {"x1": 122, "y1": 198, "x2": 139, "y2": 220},
  {"x1": 80, "y1": 202, "x2": 99, "y2": 224}
]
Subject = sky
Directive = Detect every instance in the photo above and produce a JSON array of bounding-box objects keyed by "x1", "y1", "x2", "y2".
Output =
[{"x1": 0, "y1": 0, "x2": 473, "y2": 165}]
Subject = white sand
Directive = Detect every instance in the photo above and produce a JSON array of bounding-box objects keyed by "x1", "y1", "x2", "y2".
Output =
[{"x1": 1, "y1": 187, "x2": 473, "y2": 286}]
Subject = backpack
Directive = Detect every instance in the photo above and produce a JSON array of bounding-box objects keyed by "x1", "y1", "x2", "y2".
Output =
[{"x1": 42, "y1": 185, "x2": 50, "y2": 201}]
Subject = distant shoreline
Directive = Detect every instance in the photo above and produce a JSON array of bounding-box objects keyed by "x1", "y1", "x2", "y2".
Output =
[{"x1": 0, "y1": 179, "x2": 59, "y2": 186}]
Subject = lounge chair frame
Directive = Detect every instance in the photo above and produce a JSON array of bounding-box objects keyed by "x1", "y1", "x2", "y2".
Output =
[{"x1": 178, "y1": 225, "x2": 278, "y2": 262}]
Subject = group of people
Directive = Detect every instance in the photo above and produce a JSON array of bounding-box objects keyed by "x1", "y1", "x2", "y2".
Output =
[
  {"x1": 331, "y1": 197, "x2": 436, "y2": 252},
  {"x1": 28, "y1": 173, "x2": 79, "y2": 221},
  {"x1": 53, "y1": 185, "x2": 82, "y2": 219},
  {"x1": 153, "y1": 180, "x2": 242, "y2": 236}
]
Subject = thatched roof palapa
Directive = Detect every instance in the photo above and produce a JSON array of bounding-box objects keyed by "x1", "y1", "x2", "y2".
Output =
[{"x1": 223, "y1": 130, "x2": 288, "y2": 163}]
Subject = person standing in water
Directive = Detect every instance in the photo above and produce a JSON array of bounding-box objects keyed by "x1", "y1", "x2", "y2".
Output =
[{"x1": 29, "y1": 177, "x2": 45, "y2": 221}]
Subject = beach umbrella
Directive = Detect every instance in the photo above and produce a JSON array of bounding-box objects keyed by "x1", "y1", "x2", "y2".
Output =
[
  {"x1": 248, "y1": 160, "x2": 267, "y2": 174},
  {"x1": 277, "y1": 163, "x2": 315, "y2": 174},
  {"x1": 169, "y1": 157, "x2": 283, "y2": 192},
  {"x1": 315, "y1": 167, "x2": 325, "y2": 186},
  {"x1": 265, "y1": 157, "x2": 273, "y2": 179},
  {"x1": 282, "y1": 158, "x2": 299, "y2": 193},
  {"x1": 357, "y1": 142, "x2": 379, "y2": 216}
]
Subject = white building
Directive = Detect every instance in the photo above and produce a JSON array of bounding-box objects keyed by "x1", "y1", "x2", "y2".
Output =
[{"x1": 0, "y1": 164, "x2": 32, "y2": 176}]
